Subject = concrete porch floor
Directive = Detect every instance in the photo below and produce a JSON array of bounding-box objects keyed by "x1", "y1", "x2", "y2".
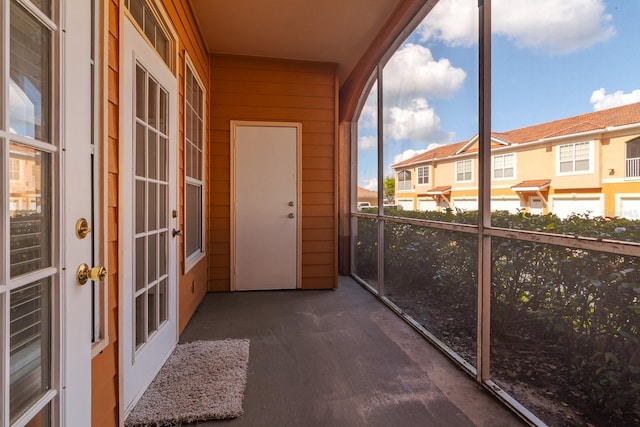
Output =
[{"x1": 179, "y1": 276, "x2": 525, "y2": 427}]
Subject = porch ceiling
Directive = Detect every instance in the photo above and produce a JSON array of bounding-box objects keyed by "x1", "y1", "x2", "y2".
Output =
[{"x1": 188, "y1": 0, "x2": 406, "y2": 85}]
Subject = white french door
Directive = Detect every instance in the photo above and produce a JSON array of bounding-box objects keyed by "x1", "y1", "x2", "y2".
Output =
[
  {"x1": 121, "y1": 17, "x2": 178, "y2": 414},
  {"x1": 232, "y1": 123, "x2": 300, "y2": 291},
  {"x1": 1, "y1": 0, "x2": 94, "y2": 426}
]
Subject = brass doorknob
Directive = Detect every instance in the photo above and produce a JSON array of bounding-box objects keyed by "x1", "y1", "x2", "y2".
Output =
[{"x1": 76, "y1": 263, "x2": 107, "y2": 285}]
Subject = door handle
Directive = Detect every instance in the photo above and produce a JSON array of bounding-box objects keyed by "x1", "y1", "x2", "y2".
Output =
[
  {"x1": 172, "y1": 229, "x2": 183, "y2": 237},
  {"x1": 288, "y1": 213, "x2": 295, "y2": 218},
  {"x1": 77, "y1": 264, "x2": 107, "y2": 285}
]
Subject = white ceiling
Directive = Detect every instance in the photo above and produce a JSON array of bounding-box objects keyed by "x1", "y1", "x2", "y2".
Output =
[{"x1": 188, "y1": 0, "x2": 406, "y2": 85}]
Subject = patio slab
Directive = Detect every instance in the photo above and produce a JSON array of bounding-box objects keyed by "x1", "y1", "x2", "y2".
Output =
[{"x1": 179, "y1": 276, "x2": 524, "y2": 427}]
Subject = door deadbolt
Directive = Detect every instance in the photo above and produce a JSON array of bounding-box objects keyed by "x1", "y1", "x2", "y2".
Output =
[
  {"x1": 75, "y1": 218, "x2": 92, "y2": 239},
  {"x1": 76, "y1": 263, "x2": 107, "y2": 285},
  {"x1": 288, "y1": 201, "x2": 294, "y2": 206},
  {"x1": 288, "y1": 213, "x2": 295, "y2": 218}
]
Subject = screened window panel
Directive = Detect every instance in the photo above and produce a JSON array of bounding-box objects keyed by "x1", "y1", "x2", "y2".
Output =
[{"x1": 9, "y1": 1, "x2": 51, "y2": 142}]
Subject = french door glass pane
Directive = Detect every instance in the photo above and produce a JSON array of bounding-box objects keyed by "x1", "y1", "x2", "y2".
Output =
[
  {"x1": 148, "y1": 129, "x2": 157, "y2": 179},
  {"x1": 10, "y1": 1, "x2": 51, "y2": 142},
  {"x1": 9, "y1": 278, "x2": 51, "y2": 423},
  {"x1": 10, "y1": 144, "x2": 51, "y2": 278},
  {"x1": 134, "y1": 61, "x2": 169, "y2": 350}
]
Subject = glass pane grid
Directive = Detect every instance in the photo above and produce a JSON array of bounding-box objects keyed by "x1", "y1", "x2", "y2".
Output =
[
  {"x1": 9, "y1": 278, "x2": 51, "y2": 423},
  {"x1": 133, "y1": 70, "x2": 170, "y2": 352}
]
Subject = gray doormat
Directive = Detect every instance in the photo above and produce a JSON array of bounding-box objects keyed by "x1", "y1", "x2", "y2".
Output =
[{"x1": 125, "y1": 339, "x2": 250, "y2": 426}]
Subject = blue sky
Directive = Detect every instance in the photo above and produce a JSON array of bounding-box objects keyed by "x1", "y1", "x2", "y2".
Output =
[{"x1": 358, "y1": 0, "x2": 640, "y2": 191}]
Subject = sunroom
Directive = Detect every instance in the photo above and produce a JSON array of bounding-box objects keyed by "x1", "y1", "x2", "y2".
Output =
[{"x1": 2, "y1": 0, "x2": 639, "y2": 426}]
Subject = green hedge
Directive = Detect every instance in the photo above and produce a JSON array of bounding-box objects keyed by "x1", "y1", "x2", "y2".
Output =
[{"x1": 355, "y1": 210, "x2": 640, "y2": 417}]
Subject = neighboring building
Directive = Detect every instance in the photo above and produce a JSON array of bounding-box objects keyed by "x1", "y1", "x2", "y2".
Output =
[
  {"x1": 357, "y1": 186, "x2": 378, "y2": 207},
  {"x1": 392, "y1": 103, "x2": 640, "y2": 219}
]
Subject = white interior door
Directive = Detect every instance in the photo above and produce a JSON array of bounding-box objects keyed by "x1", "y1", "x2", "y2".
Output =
[
  {"x1": 2, "y1": 0, "x2": 93, "y2": 425},
  {"x1": 233, "y1": 124, "x2": 299, "y2": 291},
  {"x1": 121, "y1": 18, "x2": 178, "y2": 414}
]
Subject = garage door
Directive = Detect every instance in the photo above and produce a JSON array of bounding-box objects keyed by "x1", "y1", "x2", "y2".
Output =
[
  {"x1": 491, "y1": 198, "x2": 520, "y2": 213},
  {"x1": 453, "y1": 198, "x2": 477, "y2": 212},
  {"x1": 620, "y1": 197, "x2": 640, "y2": 219},
  {"x1": 397, "y1": 199, "x2": 414, "y2": 211},
  {"x1": 418, "y1": 199, "x2": 438, "y2": 211},
  {"x1": 552, "y1": 197, "x2": 602, "y2": 218}
]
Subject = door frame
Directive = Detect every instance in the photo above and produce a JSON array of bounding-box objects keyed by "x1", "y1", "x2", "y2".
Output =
[
  {"x1": 118, "y1": 14, "x2": 179, "y2": 417},
  {"x1": 230, "y1": 121, "x2": 302, "y2": 291}
]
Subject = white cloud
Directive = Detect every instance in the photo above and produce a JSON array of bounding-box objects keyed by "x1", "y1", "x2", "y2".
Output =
[
  {"x1": 384, "y1": 97, "x2": 454, "y2": 143},
  {"x1": 590, "y1": 88, "x2": 640, "y2": 111},
  {"x1": 393, "y1": 149, "x2": 427, "y2": 165},
  {"x1": 384, "y1": 43, "x2": 466, "y2": 101},
  {"x1": 419, "y1": 0, "x2": 614, "y2": 54},
  {"x1": 358, "y1": 135, "x2": 377, "y2": 150},
  {"x1": 360, "y1": 177, "x2": 378, "y2": 191}
]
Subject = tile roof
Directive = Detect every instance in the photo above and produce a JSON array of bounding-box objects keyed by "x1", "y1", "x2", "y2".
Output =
[
  {"x1": 511, "y1": 180, "x2": 551, "y2": 191},
  {"x1": 426, "y1": 186, "x2": 452, "y2": 194},
  {"x1": 392, "y1": 102, "x2": 640, "y2": 168},
  {"x1": 357, "y1": 186, "x2": 378, "y2": 197}
]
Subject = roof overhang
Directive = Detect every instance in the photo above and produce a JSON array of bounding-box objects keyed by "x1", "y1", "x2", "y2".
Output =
[
  {"x1": 425, "y1": 186, "x2": 452, "y2": 196},
  {"x1": 511, "y1": 180, "x2": 551, "y2": 192}
]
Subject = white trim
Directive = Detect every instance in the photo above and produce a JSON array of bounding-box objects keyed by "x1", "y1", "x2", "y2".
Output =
[
  {"x1": 183, "y1": 54, "x2": 206, "y2": 273},
  {"x1": 416, "y1": 165, "x2": 429, "y2": 185},
  {"x1": 92, "y1": 0, "x2": 111, "y2": 359},
  {"x1": 455, "y1": 158, "x2": 474, "y2": 183},
  {"x1": 555, "y1": 140, "x2": 594, "y2": 176},
  {"x1": 119, "y1": 16, "x2": 178, "y2": 416},
  {"x1": 492, "y1": 152, "x2": 516, "y2": 180}
]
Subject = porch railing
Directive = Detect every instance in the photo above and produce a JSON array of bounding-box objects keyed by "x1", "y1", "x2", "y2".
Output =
[{"x1": 626, "y1": 157, "x2": 640, "y2": 178}]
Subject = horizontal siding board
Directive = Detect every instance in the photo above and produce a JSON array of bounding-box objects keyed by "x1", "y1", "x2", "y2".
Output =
[
  {"x1": 209, "y1": 80, "x2": 335, "y2": 98},
  {"x1": 302, "y1": 157, "x2": 334, "y2": 170},
  {"x1": 302, "y1": 240, "x2": 335, "y2": 253},
  {"x1": 212, "y1": 92, "x2": 335, "y2": 110},
  {"x1": 302, "y1": 180, "x2": 334, "y2": 193},
  {"x1": 302, "y1": 216, "x2": 335, "y2": 229},
  {"x1": 211, "y1": 105, "x2": 335, "y2": 122},
  {"x1": 302, "y1": 193, "x2": 335, "y2": 205}
]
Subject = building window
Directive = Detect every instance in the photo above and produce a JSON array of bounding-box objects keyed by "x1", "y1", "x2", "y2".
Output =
[
  {"x1": 557, "y1": 141, "x2": 591, "y2": 174},
  {"x1": 455, "y1": 159, "x2": 473, "y2": 182},
  {"x1": 10, "y1": 158, "x2": 20, "y2": 180},
  {"x1": 184, "y1": 61, "x2": 205, "y2": 266},
  {"x1": 417, "y1": 166, "x2": 429, "y2": 185},
  {"x1": 493, "y1": 153, "x2": 515, "y2": 179},
  {"x1": 397, "y1": 170, "x2": 412, "y2": 191},
  {"x1": 626, "y1": 137, "x2": 640, "y2": 178}
]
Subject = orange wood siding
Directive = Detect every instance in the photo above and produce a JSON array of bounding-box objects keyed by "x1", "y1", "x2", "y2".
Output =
[
  {"x1": 91, "y1": 0, "x2": 120, "y2": 425},
  {"x1": 209, "y1": 55, "x2": 338, "y2": 291},
  {"x1": 92, "y1": 0, "x2": 210, "y2": 425}
]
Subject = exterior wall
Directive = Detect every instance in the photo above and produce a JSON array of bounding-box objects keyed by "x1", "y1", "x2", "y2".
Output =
[
  {"x1": 392, "y1": 132, "x2": 640, "y2": 216},
  {"x1": 92, "y1": 1, "x2": 209, "y2": 425},
  {"x1": 209, "y1": 55, "x2": 338, "y2": 291}
]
